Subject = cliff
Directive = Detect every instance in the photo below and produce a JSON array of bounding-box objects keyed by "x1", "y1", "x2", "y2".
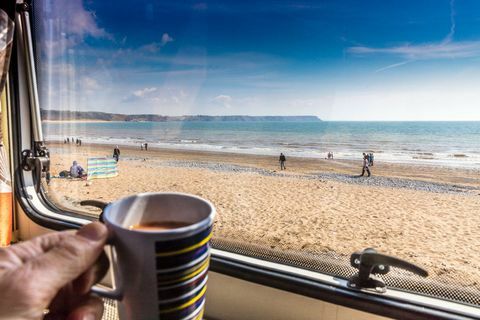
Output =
[{"x1": 41, "y1": 110, "x2": 321, "y2": 122}]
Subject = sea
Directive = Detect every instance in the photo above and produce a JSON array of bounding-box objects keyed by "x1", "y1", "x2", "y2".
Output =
[{"x1": 43, "y1": 121, "x2": 480, "y2": 168}]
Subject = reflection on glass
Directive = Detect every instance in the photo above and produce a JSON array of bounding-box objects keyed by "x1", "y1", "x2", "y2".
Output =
[{"x1": 34, "y1": 0, "x2": 480, "y2": 303}]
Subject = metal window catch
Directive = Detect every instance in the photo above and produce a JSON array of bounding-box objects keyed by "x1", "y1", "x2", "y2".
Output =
[
  {"x1": 348, "y1": 248, "x2": 428, "y2": 293},
  {"x1": 80, "y1": 200, "x2": 109, "y2": 223},
  {"x1": 21, "y1": 142, "x2": 51, "y2": 193}
]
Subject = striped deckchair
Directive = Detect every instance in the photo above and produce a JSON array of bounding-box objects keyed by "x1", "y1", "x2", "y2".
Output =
[{"x1": 87, "y1": 157, "x2": 118, "y2": 180}]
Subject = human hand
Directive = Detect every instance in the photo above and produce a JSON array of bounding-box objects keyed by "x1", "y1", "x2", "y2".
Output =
[{"x1": 0, "y1": 222, "x2": 109, "y2": 320}]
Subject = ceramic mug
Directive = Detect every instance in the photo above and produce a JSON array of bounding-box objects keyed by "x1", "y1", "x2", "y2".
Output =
[{"x1": 92, "y1": 192, "x2": 215, "y2": 320}]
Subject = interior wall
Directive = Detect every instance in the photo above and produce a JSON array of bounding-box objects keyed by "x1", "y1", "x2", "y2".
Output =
[{"x1": 205, "y1": 272, "x2": 391, "y2": 320}]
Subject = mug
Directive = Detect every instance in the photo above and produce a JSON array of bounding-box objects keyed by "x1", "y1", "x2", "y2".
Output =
[{"x1": 92, "y1": 192, "x2": 215, "y2": 320}]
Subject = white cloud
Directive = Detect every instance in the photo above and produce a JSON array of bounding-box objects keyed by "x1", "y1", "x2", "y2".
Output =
[
  {"x1": 121, "y1": 87, "x2": 192, "y2": 111},
  {"x1": 138, "y1": 43, "x2": 161, "y2": 53},
  {"x1": 133, "y1": 87, "x2": 157, "y2": 98},
  {"x1": 161, "y1": 33, "x2": 174, "y2": 46},
  {"x1": 444, "y1": 0, "x2": 456, "y2": 44},
  {"x1": 138, "y1": 33, "x2": 174, "y2": 53},
  {"x1": 347, "y1": 0, "x2": 479, "y2": 70},
  {"x1": 82, "y1": 76, "x2": 100, "y2": 91},
  {"x1": 348, "y1": 41, "x2": 480, "y2": 60},
  {"x1": 37, "y1": 0, "x2": 111, "y2": 56},
  {"x1": 212, "y1": 95, "x2": 233, "y2": 108}
]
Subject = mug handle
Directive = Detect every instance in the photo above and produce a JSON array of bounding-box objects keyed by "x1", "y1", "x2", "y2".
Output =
[
  {"x1": 81, "y1": 200, "x2": 123, "y2": 299},
  {"x1": 91, "y1": 244, "x2": 124, "y2": 300}
]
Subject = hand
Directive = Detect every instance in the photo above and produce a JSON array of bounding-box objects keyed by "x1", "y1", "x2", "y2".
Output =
[{"x1": 0, "y1": 222, "x2": 109, "y2": 320}]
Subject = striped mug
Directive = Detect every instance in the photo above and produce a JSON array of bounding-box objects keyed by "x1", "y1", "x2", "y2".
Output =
[{"x1": 92, "y1": 192, "x2": 215, "y2": 320}]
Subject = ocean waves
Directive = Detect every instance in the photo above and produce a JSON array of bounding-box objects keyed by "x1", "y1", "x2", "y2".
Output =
[{"x1": 43, "y1": 121, "x2": 480, "y2": 169}]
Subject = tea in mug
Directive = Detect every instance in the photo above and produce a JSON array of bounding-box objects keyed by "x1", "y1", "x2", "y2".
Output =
[{"x1": 129, "y1": 221, "x2": 190, "y2": 231}]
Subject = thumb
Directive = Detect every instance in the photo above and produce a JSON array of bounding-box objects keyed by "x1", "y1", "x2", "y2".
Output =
[{"x1": 26, "y1": 222, "x2": 108, "y2": 303}]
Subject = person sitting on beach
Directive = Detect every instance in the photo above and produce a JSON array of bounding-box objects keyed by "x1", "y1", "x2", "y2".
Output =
[
  {"x1": 360, "y1": 153, "x2": 371, "y2": 177},
  {"x1": 279, "y1": 153, "x2": 286, "y2": 170},
  {"x1": 70, "y1": 160, "x2": 86, "y2": 178}
]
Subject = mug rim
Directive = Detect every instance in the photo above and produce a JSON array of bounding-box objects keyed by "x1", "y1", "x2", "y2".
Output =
[{"x1": 102, "y1": 192, "x2": 216, "y2": 236}]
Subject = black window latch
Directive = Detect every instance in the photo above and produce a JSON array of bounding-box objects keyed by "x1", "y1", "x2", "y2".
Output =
[
  {"x1": 348, "y1": 248, "x2": 428, "y2": 293},
  {"x1": 21, "y1": 142, "x2": 51, "y2": 193},
  {"x1": 80, "y1": 200, "x2": 108, "y2": 223}
]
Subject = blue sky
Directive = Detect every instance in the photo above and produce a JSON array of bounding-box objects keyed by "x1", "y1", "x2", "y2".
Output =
[{"x1": 36, "y1": 0, "x2": 480, "y2": 120}]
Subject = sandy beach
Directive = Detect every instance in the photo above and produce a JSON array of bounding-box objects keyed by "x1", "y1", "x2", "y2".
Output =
[{"x1": 46, "y1": 142, "x2": 480, "y2": 290}]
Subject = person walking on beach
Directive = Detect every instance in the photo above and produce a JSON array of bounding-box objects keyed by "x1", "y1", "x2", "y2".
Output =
[
  {"x1": 113, "y1": 145, "x2": 121, "y2": 162},
  {"x1": 279, "y1": 153, "x2": 286, "y2": 170},
  {"x1": 360, "y1": 153, "x2": 371, "y2": 177},
  {"x1": 369, "y1": 153, "x2": 374, "y2": 166},
  {"x1": 145, "y1": 143, "x2": 148, "y2": 151}
]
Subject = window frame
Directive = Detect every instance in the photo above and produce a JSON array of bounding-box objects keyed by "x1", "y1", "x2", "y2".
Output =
[{"x1": 7, "y1": 1, "x2": 480, "y2": 319}]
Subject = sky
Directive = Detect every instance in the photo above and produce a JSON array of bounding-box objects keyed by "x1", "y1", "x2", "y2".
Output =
[{"x1": 34, "y1": 0, "x2": 480, "y2": 120}]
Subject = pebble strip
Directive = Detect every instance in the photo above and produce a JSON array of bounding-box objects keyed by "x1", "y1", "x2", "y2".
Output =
[{"x1": 154, "y1": 160, "x2": 478, "y2": 195}]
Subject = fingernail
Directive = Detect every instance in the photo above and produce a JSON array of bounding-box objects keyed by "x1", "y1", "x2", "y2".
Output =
[{"x1": 77, "y1": 222, "x2": 106, "y2": 242}]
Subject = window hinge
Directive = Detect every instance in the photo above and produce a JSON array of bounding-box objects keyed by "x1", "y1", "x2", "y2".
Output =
[
  {"x1": 348, "y1": 248, "x2": 428, "y2": 293},
  {"x1": 16, "y1": 2, "x2": 31, "y2": 13},
  {"x1": 21, "y1": 142, "x2": 50, "y2": 193}
]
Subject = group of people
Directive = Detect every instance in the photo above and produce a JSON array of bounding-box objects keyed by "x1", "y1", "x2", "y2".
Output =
[
  {"x1": 140, "y1": 143, "x2": 148, "y2": 151},
  {"x1": 64, "y1": 137, "x2": 82, "y2": 146},
  {"x1": 277, "y1": 151, "x2": 374, "y2": 177}
]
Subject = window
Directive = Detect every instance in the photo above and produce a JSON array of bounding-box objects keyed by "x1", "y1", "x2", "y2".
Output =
[{"x1": 32, "y1": 0, "x2": 480, "y2": 307}]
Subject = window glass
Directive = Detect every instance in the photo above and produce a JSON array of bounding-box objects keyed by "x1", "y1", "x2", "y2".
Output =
[{"x1": 34, "y1": 0, "x2": 480, "y2": 305}]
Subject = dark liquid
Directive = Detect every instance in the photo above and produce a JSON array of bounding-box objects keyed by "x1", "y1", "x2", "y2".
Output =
[{"x1": 129, "y1": 221, "x2": 190, "y2": 231}]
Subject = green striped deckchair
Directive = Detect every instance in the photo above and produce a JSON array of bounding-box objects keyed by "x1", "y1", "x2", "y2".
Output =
[{"x1": 87, "y1": 157, "x2": 118, "y2": 180}]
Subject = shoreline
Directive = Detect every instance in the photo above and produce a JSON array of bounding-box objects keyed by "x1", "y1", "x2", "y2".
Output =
[
  {"x1": 44, "y1": 138, "x2": 480, "y2": 170},
  {"x1": 46, "y1": 141, "x2": 480, "y2": 188}
]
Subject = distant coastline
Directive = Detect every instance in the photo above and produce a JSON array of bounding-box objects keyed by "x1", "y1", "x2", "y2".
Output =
[
  {"x1": 41, "y1": 109, "x2": 321, "y2": 122},
  {"x1": 42, "y1": 119, "x2": 113, "y2": 123}
]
